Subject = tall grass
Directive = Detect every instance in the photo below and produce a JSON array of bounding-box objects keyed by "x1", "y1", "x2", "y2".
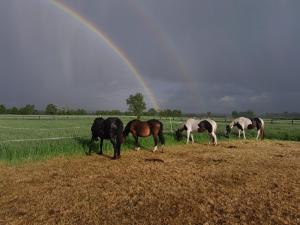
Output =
[{"x1": 0, "y1": 115, "x2": 299, "y2": 164}]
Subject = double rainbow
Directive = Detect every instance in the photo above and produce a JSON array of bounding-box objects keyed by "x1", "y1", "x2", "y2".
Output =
[{"x1": 49, "y1": 0, "x2": 160, "y2": 110}]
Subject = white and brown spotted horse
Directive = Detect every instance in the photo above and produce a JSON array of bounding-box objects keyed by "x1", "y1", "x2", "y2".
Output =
[
  {"x1": 226, "y1": 117, "x2": 265, "y2": 140},
  {"x1": 175, "y1": 118, "x2": 218, "y2": 145}
]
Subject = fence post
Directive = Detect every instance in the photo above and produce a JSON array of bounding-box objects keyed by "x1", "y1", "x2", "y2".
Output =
[{"x1": 169, "y1": 117, "x2": 173, "y2": 133}]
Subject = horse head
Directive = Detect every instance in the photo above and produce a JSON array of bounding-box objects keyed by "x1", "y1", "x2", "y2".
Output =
[
  {"x1": 225, "y1": 124, "x2": 232, "y2": 136},
  {"x1": 175, "y1": 129, "x2": 183, "y2": 141}
]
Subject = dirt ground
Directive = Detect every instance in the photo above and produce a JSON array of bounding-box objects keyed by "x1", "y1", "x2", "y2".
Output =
[{"x1": 0, "y1": 140, "x2": 299, "y2": 225}]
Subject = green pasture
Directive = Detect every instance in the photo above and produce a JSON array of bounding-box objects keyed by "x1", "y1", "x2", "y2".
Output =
[{"x1": 0, "y1": 115, "x2": 299, "y2": 163}]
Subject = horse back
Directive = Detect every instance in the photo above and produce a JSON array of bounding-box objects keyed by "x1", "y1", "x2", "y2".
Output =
[
  {"x1": 91, "y1": 117, "x2": 123, "y2": 139},
  {"x1": 104, "y1": 117, "x2": 123, "y2": 136},
  {"x1": 126, "y1": 119, "x2": 162, "y2": 137},
  {"x1": 250, "y1": 117, "x2": 263, "y2": 130}
]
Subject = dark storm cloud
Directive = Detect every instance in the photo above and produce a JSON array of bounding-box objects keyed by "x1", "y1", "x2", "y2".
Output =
[{"x1": 0, "y1": 0, "x2": 299, "y2": 113}]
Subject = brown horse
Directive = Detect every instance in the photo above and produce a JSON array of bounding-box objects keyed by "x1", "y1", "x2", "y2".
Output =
[{"x1": 123, "y1": 119, "x2": 165, "y2": 152}]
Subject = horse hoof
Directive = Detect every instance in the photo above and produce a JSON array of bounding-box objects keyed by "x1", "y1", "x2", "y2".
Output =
[{"x1": 135, "y1": 147, "x2": 140, "y2": 151}]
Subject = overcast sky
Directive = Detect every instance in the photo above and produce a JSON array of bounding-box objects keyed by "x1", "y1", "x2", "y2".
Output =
[{"x1": 0, "y1": 0, "x2": 299, "y2": 113}]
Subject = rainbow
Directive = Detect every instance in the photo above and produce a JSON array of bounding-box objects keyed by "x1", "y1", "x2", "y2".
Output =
[
  {"x1": 49, "y1": 0, "x2": 160, "y2": 110},
  {"x1": 129, "y1": 0, "x2": 194, "y2": 88},
  {"x1": 129, "y1": 0, "x2": 200, "y2": 103}
]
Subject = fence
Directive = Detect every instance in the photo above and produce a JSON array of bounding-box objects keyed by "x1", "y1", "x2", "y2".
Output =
[{"x1": 0, "y1": 115, "x2": 299, "y2": 143}]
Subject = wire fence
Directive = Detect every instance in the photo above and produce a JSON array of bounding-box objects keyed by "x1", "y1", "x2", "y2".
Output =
[{"x1": 0, "y1": 115, "x2": 299, "y2": 143}]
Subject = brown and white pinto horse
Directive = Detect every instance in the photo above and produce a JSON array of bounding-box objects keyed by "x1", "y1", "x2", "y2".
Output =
[
  {"x1": 175, "y1": 118, "x2": 218, "y2": 145},
  {"x1": 226, "y1": 117, "x2": 265, "y2": 140},
  {"x1": 123, "y1": 119, "x2": 165, "y2": 152}
]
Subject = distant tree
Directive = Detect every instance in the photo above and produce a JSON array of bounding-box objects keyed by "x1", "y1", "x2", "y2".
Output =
[
  {"x1": 19, "y1": 104, "x2": 35, "y2": 115},
  {"x1": 110, "y1": 110, "x2": 121, "y2": 115},
  {"x1": 45, "y1": 104, "x2": 58, "y2": 115},
  {"x1": 126, "y1": 93, "x2": 146, "y2": 119},
  {"x1": 172, "y1": 109, "x2": 182, "y2": 118},
  {"x1": 76, "y1": 109, "x2": 87, "y2": 115},
  {"x1": 244, "y1": 110, "x2": 255, "y2": 118},
  {"x1": 207, "y1": 112, "x2": 212, "y2": 118},
  {"x1": 232, "y1": 110, "x2": 239, "y2": 118},
  {"x1": 9, "y1": 107, "x2": 19, "y2": 114},
  {"x1": 95, "y1": 110, "x2": 103, "y2": 116},
  {"x1": 0, "y1": 104, "x2": 6, "y2": 114},
  {"x1": 166, "y1": 109, "x2": 173, "y2": 118},
  {"x1": 159, "y1": 110, "x2": 165, "y2": 119},
  {"x1": 159, "y1": 109, "x2": 180, "y2": 119},
  {"x1": 147, "y1": 108, "x2": 158, "y2": 117},
  {"x1": 234, "y1": 110, "x2": 255, "y2": 118}
]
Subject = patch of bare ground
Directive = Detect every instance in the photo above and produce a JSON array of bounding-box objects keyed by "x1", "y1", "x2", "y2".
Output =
[{"x1": 0, "y1": 140, "x2": 300, "y2": 225}]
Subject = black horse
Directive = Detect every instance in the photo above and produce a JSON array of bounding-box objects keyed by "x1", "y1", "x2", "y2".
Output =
[
  {"x1": 88, "y1": 117, "x2": 124, "y2": 159},
  {"x1": 123, "y1": 119, "x2": 165, "y2": 152}
]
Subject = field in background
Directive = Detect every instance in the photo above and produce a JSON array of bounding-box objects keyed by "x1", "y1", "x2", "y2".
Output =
[{"x1": 0, "y1": 115, "x2": 300, "y2": 163}]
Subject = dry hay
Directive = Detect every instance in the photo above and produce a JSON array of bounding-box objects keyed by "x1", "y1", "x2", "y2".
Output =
[{"x1": 0, "y1": 140, "x2": 300, "y2": 225}]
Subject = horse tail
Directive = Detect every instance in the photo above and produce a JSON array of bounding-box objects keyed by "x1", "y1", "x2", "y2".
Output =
[{"x1": 158, "y1": 121, "x2": 165, "y2": 145}]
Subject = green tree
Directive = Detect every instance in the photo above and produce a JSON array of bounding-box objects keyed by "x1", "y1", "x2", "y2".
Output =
[
  {"x1": 76, "y1": 109, "x2": 87, "y2": 115},
  {"x1": 164, "y1": 109, "x2": 172, "y2": 118},
  {"x1": 147, "y1": 108, "x2": 158, "y2": 116},
  {"x1": 243, "y1": 110, "x2": 255, "y2": 118},
  {"x1": 45, "y1": 104, "x2": 58, "y2": 115},
  {"x1": 232, "y1": 110, "x2": 239, "y2": 118},
  {"x1": 207, "y1": 112, "x2": 212, "y2": 118},
  {"x1": 172, "y1": 109, "x2": 182, "y2": 119},
  {"x1": 126, "y1": 93, "x2": 146, "y2": 119},
  {"x1": 10, "y1": 107, "x2": 19, "y2": 114},
  {"x1": 0, "y1": 104, "x2": 6, "y2": 114},
  {"x1": 19, "y1": 104, "x2": 35, "y2": 115}
]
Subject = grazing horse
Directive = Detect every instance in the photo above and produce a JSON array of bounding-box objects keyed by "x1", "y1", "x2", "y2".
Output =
[
  {"x1": 88, "y1": 117, "x2": 124, "y2": 159},
  {"x1": 226, "y1": 117, "x2": 265, "y2": 140},
  {"x1": 123, "y1": 119, "x2": 165, "y2": 152},
  {"x1": 175, "y1": 118, "x2": 218, "y2": 145}
]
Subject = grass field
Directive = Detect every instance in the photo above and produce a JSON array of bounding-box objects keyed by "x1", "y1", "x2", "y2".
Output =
[
  {"x1": 0, "y1": 140, "x2": 299, "y2": 224},
  {"x1": 0, "y1": 115, "x2": 300, "y2": 163}
]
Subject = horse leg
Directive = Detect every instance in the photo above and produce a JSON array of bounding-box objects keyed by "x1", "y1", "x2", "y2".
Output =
[
  {"x1": 238, "y1": 130, "x2": 241, "y2": 139},
  {"x1": 110, "y1": 137, "x2": 117, "y2": 159},
  {"x1": 212, "y1": 132, "x2": 217, "y2": 145},
  {"x1": 256, "y1": 129, "x2": 261, "y2": 140},
  {"x1": 186, "y1": 130, "x2": 190, "y2": 144},
  {"x1": 116, "y1": 135, "x2": 122, "y2": 158},
  {"x1": 243, "y1": 130, "x2": 246, "y2": 139},
  {"x1": 191, "y1": 133, "x2": 194, "y2": 144},
  {"x1": 118, "y1": 141, "x2": 122, "y2": 158},
  {"x1": 207, "y1": 133, "x2": 211, "y2": 145},
  {"x1": 153, "y1": 135, "x2": 158, "y2": 152},
  {"x1": 98, "y1": 138, "x2": 103, "y2": 155},
  {"x1": 134, "y1": 135, "x2": 140, "y2": 151}
]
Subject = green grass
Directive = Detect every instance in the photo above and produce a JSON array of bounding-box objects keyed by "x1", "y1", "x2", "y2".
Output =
[{"x1": 0, "y1": 115, "x2": 299, "y2": 164}]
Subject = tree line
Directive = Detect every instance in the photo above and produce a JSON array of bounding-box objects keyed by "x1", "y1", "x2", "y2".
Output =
[
  {"x1": 1, "y1": 93, "x2": 299, "y2": 119},
  {"x1": 0, "y1": 93, "x2": 182, "y2": 118}
]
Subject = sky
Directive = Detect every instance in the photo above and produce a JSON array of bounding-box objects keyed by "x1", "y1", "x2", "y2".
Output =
[{"x1": 0, "y1": 0, "x2": 299, "y2": 113}]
